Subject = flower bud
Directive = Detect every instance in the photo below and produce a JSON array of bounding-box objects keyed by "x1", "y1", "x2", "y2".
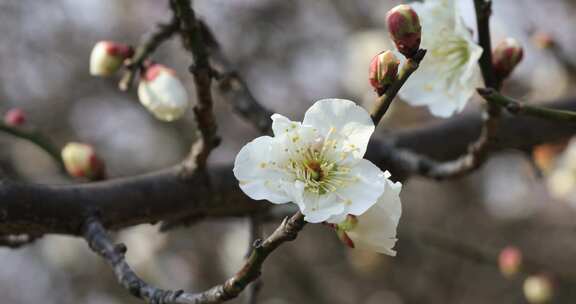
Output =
[
  {"x1": 523, "y1": 275, "x2": 553, "y2": 304},
  {"x1": 532, "y1": 32, "x2": 555, "y2": 49},
  {"x1": 61, "y1": 142, "x2": 106, "y2": 180},
  {"x1": 89, "y1": 41, "x2": 134, "y2": 77},
  {"x1": 492, "y1": 38, "x2": 523, "y2": 79},
  {"x1": 369, "y1": 51, "x2": 400, "y2": 94},
  {"x1": 498, "y1": 246, "x2": 522, "y2": 278},
  {"x1": 137, "y1": 64, "x2": 189, "y2": 122},
  {"x1": 4, "y1": 108, "x2": 26, "y2": 126},
  {"x1": 386, "y1": 4, "x2": 421, "y2": 58},
  {"x1": 333, "y1": 215, "x2": 360, "y2": 248},
  {"x1": 336, "y1": 229, "x2": 355, "y2": 249}
]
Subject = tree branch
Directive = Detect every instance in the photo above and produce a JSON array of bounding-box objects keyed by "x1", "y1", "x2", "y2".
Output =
[
  {"x1": 172, "y1": 0, "x2": 220, "y2": 175},
  {"x1": 0, "y1": 122, "x2": 63, "y2": 170},
  {"x1": 84, "y1": 213, "x2": 305, "y2": 304},
  {"x1": 119, "y1": 12, "x2": 179, "y2": 91},
  {"x1": 1, "y1": 95, "x2": 576, "y2": 236},
  {"x1": 479, "y1": 88, "x2": 576, "y2": 123},
  {"x1": 197, "y1": 20, "x2": 274, "y2": 134},
  {"x1": 370, "y1": 49, "x2": 427, "y2": 125}
]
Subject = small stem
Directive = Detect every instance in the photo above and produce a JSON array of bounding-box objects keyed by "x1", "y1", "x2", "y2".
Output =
[
  {"x1": 119, "y1": 16, "x2": 179, "y2": 91},
  {"x1": 0, "y1": 122, "x2": 63, "y2": 170},
  {"x1": 370, "y1": 49, "x2": 427, "y2": 125},
  {"x1": 473, "y1": 0, "x2": 497, "y2": 89},
  {"x1": 479, "y1": 88, "x2": 576, "y2": 123},
  {"x1": 246, "y1": 215, "x2": 263, "y2": 304}
]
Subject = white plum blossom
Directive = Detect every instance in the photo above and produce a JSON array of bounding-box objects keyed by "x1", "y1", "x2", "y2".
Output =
[
  {"x1": 331, "y1": 172, "x2": 402, "y2": 255},
  {"x1": 138, "y1": 64, "x2": 189, "y2": 122},
  {"x1": 233, "y1": 99, "x2": 400, "y2": 225},
  {"x1": 399, "y1": 0, "x2": 483, "y2": 118}
]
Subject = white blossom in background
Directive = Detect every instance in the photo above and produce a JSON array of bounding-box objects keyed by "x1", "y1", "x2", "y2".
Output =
[
  {"x1": 333, "y1": 173, "x2": 402, "y2": 255},
  {"x1": 547, "y1": 138, "x2": 576, "y2": 205},
  {"x1": 399, "y1": 0, "x2": 483, "y2": 118},
  {"x1": 138, "y1": 64, "x2": 189, "y2": 122},
  {"x1": 234, "y1": 99, "x2": 399, "y2": 222}
]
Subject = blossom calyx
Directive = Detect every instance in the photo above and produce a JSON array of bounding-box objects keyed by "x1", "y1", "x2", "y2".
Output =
[
  {"x1": 4, "y1": 108, "x2": 26, "y2": 126},
  {"x1": 369, "y1": 51, "x2": 399, "y2": 94},
  {"x1": 386, "y1": 4, "x2": 422, "y2": 58},
  {"x1": 137, "y1": 64, "x2": 189, "y2": 122},
  {"x1": 492, "y1": 38, "x2": 523, "y2": 79},
  {"x1": 61, "y1": 142, "x2": 106, "y2": 181},
  {"x1": 89, "y1": 41, "x2": 134, "y2": 77},
  {"x1": 498, "y1": 246, "x2": 522, "y2": 278}
]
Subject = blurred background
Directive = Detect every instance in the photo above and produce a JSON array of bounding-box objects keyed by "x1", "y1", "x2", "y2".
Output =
[{"x1": 1, "y1": 0, "x2": 576, "y2": 303}]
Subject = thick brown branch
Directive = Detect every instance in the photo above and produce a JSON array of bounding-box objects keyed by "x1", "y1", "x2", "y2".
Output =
[
  {"x1": 1, "y1": 96, "x2": 576, "y2": 235},
  {"x1": 84, "y1": 213, "x2": 304, "y2": 304}
]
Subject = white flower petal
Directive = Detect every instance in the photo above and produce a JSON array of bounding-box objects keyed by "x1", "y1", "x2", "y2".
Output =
[
  {"x1": 301, "y1": 192, "x2": 346, "y2": 223},
  {"x1": 303, "y1": 99, "x2": 374, "y2": 158},
  {"x1": 271, "y1": 113, "x2": 301, "y2": 136},
  {"x1": 233, "y1": 136, "x2": 291, "y2": 204},
  {"x1": 399, "y1": 0, "x2": 483, "y2": 118},
  {"x1": 337, "y1": 159, "x2": 387, "y2": 216},
  {"x1": 346, "y1": 177, "x2": 403, "y2": 255}
]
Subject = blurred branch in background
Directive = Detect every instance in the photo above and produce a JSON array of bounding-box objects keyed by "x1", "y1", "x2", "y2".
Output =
[{"x1": 84, "y1": 213, "x2": 304, "y2": 304}]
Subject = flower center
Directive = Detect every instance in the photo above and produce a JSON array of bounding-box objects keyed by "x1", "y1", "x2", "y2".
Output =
[
  {"x1": 431, "y1": 36, "x2": 471, "y2": 85},
  {"x1": 286, "y1": 131, "x2": 353, "y2": 195}
]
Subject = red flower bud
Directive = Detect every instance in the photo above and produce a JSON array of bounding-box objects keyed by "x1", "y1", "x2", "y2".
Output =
[
  {"x1": 498, "y1": 246, "x2": 522, "y2": 278},
  {"x1": 492, "y1": 38, "x2": 523, "y2": 79},
  {"x1": 386, "y1": 4, "x2": 422, "y2": 58},
  {"x1": 532, "y1": 32, "x2": 555, "y2": 49},
  {"x1": 369, "y1": 50, "x2": 400, "y2": 94},
  {"x1": 4, "y1": 108, "x2": 26, "y2": 126},
  {"x1": 61, "y1": 142, "x2": 106, "y2": 181}
]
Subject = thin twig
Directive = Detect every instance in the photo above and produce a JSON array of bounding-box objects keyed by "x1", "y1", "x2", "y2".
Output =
[
  {"x1": 171, "y1": 0, "x2": 220, "y2": 176},
  {"x1": 196, "y1": 21, "x2": 274, "y2": 134},
  {"x1": 118, "y1": 16, "x2": 180, "y2": 91},
  {"x1": 83, "y1": 213, "x2": 305, "y2": 304},
  {"x1": 479, "y1": 88, "x2": 576, "y2": 123},
  {"x1": 246, "y1": 215, "x2": 263, "y2": 304},
  {"x1": 0, "y1": 122, "x2": 63, "y2": 170},
  {"x1": 370, "y1": 49, "x2": 427, "y2": 125}
]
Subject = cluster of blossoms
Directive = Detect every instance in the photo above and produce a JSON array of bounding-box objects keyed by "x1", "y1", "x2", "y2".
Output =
[
  {"x1": 89, "y1": 41, "x2": 189, "y2": 122},
  {"x1": 378, "y1": 0, "x2": 522, "y2": 117},
  {"x1": 234, "y1": 99, "x2": 402, "y2": 255}
]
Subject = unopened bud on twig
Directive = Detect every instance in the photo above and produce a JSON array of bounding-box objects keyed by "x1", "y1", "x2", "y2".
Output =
[
  {"x1": 3, "y1": 108, "x2": 26, "y2": 126},
  {"x1": 369, "y1": 50, "x2": 400, "y2": 94},
  {"x1": 61, "y1": 142, "x2": 106, "y2": 181},
  {"x1": 523, "y1": 275, "x2": 553, "y2": 304},
  {"x1": 89, "y1": 41, "x2": 134, "y2": 77},
  {"x1": 532, "y1": 32, "x2": 555, "y2": 49},
  {"x1": 498, "y1": 246, "x2": 522, "y2": 278},
  {"x1": 492, "y1": 38, "x2": 523, "y2": 79},
  {"x1": 386, "y1": 4, "x2": 421, "y2": 58},
  {"x1": 138, "y1": 64, "x2": 189, "y2": 122}
]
